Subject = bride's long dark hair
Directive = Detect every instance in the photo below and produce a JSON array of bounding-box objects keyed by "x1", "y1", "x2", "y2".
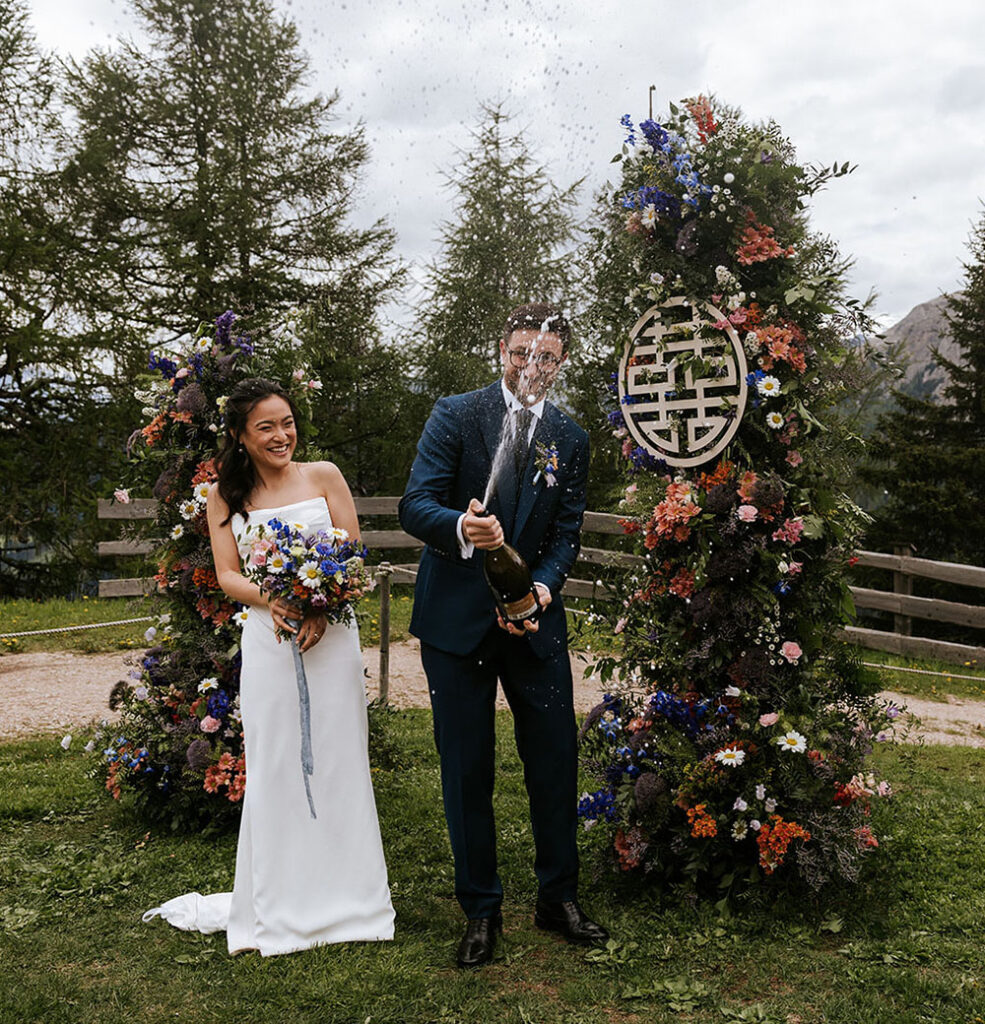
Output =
[{"x1": 216, "y1": 378, "x2": 303, "y2": 525}]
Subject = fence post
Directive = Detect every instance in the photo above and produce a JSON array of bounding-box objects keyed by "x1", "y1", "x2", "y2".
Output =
[
  {"x1": 893, "y1": 543, "x2": 916, "y2": 637},
  {"x1": 376, "y1": 562, "x2": 393, "y2": 703}
]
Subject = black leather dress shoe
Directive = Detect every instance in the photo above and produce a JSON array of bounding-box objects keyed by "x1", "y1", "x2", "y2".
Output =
[
  {"x1": 534, "y1": 899, "x2": 609, "y2": 946},
  {"x1": 456, "y1": 912, "x2": 502, "y2": 968}
]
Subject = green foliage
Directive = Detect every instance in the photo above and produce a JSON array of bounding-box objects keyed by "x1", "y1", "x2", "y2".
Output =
[
  {"x1": 414, "y1": 103, "x2": 581, "y2": 404},
  {"x1": 576, "y1": 98, "x2": 893, "y2": 896},
  {"x1": 0, "y1": 0, "x2": 136, "y2": 596},
  {"x1": 285, "y1": 300, "x2": 426, "y2": 497},
  {"x1": 2, "y1": 725, "x2": 984, "y2": 1024},
  {"x1": 863, "y1": 206, "x2": 985, "y2": 568},
  {"x1": 90, "y1": 313, "x2": 314, "y2": 829}
]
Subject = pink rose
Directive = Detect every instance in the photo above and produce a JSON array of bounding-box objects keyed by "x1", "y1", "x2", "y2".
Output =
[
  {"x1": 780, "y1": 641, "x2": 802, "y2": 664},
  {"x1": 250, "y1": 551, "x2": 267, "y2": 567},
  {"x1": 759, "y1": 712, "x2": 779, "y2": 727},
  {"x1": 737, "y1": 504, "x2": 758, "y2": 522},
  {"x1": 114, "y1": 488, "x2": 131, "y2": 504},
  {"x1": 200, "y1": 716, "x2": 222, "y2": 733},
  {"x1": 786, "y1": 450, "x2": 803, "y2": 467}
]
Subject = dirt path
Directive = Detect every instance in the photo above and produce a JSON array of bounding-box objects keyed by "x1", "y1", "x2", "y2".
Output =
[{"x1": 2, "y1": 643, "x2": 983, "y2": 747}]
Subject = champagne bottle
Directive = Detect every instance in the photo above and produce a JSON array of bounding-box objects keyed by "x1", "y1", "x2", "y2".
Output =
[{"x1": 478, "y1": 511, "x2": 541, "y2": 624}]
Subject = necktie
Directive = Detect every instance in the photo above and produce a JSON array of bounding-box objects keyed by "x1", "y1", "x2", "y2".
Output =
[{"x1": 513, "y1": 407, "x2": 534, "y2": 480}]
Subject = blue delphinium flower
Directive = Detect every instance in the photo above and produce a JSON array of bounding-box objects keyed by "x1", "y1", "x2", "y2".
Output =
[
  {"x1": 148, "y1": 353, "x2": 178, "y2": 379},
  {"x1": 208, "y1": 690, "x2": 230, "y2": 719},
  {"x1": 639, "y1": 119, "x2": 669, "y2": 152},
  {"x1": 620, "y1": 114, "x2": 636, "y2": 146},
  {"x1": 577, "y1": 789, "x2": 618, "y2": 823}
]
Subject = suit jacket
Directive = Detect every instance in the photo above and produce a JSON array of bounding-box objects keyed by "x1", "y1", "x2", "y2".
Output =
[{"x1": 398, "y1": 381, "x2": 589, "y2": 659}]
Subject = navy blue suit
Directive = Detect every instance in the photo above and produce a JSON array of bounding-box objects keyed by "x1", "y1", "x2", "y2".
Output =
[{"x1": 399, "y1": 381, "x2": 589, "y2": 918}]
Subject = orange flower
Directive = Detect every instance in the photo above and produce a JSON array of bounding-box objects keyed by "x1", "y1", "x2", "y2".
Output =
[
  {"x1": 141, "y1": 412, "x2": 167, "y2": 447},
  {"x1": 756, "y1": 814, "x2": 811, "y2": 874},
  {"x1": 686, "y1": 803, "x2": 718, "y2": 839},
  {"x1": 698, "y1": 459, "x2": 733, "y2": 491},
  {"x1": 192, "y1": 459, "x2": 218, "y2": 485},
  {"x1": 736, "y1": 212, "x2": 794, "y2": 266}
]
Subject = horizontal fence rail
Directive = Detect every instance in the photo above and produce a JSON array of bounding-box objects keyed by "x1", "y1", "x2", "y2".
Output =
[{"x1": 97, "y1": 498, "x2": 985, "y2": 668}]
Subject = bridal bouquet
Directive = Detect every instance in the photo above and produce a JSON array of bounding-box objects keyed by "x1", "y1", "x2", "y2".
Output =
[
  {"x1": 242, "y1": 516, "x2": 371, "y2": 819},
  {"x1": 243, "y1": 517, "x2": 371, "y2": 629}
]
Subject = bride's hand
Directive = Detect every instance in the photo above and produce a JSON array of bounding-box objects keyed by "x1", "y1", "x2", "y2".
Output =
[
  {"x1": 269, "y1": 597, "x2": 303, "y2": 639},
  {"x1": 296, "y1": 612, "x2": 328, "y2": 653}
]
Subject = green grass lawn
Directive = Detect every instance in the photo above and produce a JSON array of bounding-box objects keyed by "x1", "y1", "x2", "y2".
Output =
[{"x1": 2, "y1": 714, "x2": 984, "y2": 1024}]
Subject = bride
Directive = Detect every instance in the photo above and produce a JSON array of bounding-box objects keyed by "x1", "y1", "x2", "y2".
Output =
[{"x1": 144, "y1": 377, "x2": 395, "y2": 955}]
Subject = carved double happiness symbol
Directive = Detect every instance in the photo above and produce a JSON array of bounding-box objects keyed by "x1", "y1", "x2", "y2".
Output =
[{"x1": 618, "y1": 296, "x2": 749, "y2": 468}]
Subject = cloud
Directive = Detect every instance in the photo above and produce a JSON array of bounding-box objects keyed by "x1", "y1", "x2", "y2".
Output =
[{"x1": 25, "y1": 0, "x2": 985, "y2": 329}]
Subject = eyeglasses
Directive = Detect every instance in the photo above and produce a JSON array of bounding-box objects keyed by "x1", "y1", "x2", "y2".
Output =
[{"x1": 507, "y1": 348, "x2": 563, "y2": 370}]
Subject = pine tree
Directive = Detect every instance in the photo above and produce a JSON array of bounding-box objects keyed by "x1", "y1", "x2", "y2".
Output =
[
  {"x1": 414, "y1": 104, "x2": 581, "y2": 403},
  {"x1": 62, "y1": 0, "x2": 400, "y2": 344},
  {"x1": 0, "y1": 0, "x2": 133, "y2": 594},
  {"x1": 864, "y1": 210, "x2": 985, "y2": 566}
]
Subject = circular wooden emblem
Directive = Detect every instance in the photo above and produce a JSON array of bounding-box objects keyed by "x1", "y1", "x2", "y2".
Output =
[{"x1": 618, "y1": 296, "x2": 749, "y2": 468}]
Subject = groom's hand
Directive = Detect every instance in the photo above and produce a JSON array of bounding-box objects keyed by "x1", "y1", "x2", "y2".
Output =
[
  {"x1": 463, "y1": 498, "x2": 504, "y2": 550},
  {"x1": 497, "y1": 583, "x2": 552, "y2": 635}
]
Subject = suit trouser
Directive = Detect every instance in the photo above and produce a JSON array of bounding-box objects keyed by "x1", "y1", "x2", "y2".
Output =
[{"x1": 421, "y1": 625, "x2": 579, "y2": 919}]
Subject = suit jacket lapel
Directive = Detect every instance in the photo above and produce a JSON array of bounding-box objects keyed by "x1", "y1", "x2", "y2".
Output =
[{"x1": 511, "y1": 403, "x2": 559, "y2": 541}]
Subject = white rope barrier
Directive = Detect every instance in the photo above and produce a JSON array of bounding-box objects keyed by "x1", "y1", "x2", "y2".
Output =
[
  {"x1": 860, "y1": 660, "x2": 984, "y2": 683},
  {"x1": 0, "y1": 617, "x2": 154, "y2": 640}
]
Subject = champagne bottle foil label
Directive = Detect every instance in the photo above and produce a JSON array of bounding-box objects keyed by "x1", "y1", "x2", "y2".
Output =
[{"x1": 503, "y1": 594, "x2": 538, "y2": 621}]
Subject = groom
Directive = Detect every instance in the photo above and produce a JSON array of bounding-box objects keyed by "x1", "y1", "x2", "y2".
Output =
[{"x1": 399, "y1": 303, "x2": 608, "y2": 967}]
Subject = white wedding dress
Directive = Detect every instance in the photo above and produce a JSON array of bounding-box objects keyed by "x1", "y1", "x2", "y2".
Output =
[{"x1": 143, "y1": 496, "x2": 395, "y2": 955}]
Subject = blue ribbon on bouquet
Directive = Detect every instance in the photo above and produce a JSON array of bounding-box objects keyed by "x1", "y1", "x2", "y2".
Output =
[{"x1": 286, "y1": 617, "x2": 317, "y2": 819}]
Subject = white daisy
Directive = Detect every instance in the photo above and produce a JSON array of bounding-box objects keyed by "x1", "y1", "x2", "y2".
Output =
[
  {"x1": 193, "y1": 335, "x2": 212, "y2": 352},
  {"x1": 714, "y1": 747, "x2": 746, "y2": 768},
  {"x1": 731, "y1": 820, "x2": 748, "y2": 841},
  {"x1": 328, "y1": 527, "x2": 349, "y2": 541},
  {"x1": 193, "y1": 482, "x2": 211, "y2": 503},
  {"x1": 765, "y1": 411, "x2": 784, "y2": 430},
  {"x1": 178, "y1": 499, "x2": 199, "y2": 520},
  {"x1": 198, "y1": 677, "x2": 219, "y2": 694},
  {"x1": 298, "y1": 562, "x2": 322, "y2": 589},
  {"x1": 756, "y1": 375, "x2": 781, "y2": 398},
  {"x1": 233, "y1": 609, "x2": 249, "y2": 627},
  {"x1": 170, "y1": 524, "x2": 185, "y2": 540},
  {"x1": 640, "y1": 206, "x2": 657, "y2": 228},
  {"x1": 777, "y1": 730, "x2": 807, "y2": 753},
  {"x1": 267, "y1": 553, "x2": 286, "y2": 574}
]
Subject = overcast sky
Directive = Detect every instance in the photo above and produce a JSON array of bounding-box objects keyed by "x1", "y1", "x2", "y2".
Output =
[{"x1": 26, "y1": 0, "x2": 985, "y2": 328}]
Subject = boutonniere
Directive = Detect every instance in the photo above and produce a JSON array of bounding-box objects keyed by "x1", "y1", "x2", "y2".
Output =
[{"x1": 532, "y1": 442, "x2": 560, "y2": 487}]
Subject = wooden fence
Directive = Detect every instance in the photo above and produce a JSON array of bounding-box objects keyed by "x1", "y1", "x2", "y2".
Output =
[{"x1": 98, "y1": 498, "x2": 985, "y2": 681}]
